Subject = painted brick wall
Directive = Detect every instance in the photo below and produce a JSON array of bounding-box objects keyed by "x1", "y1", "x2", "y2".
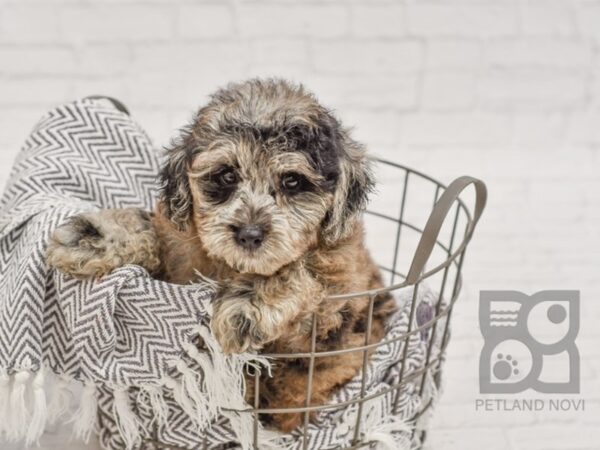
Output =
[{"x1": 0, "y1": 1, "x2": 598, "y2": 449}]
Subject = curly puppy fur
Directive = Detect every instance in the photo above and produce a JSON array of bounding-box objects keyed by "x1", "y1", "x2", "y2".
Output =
[
  {"x1": 46, "y1": 79, "x2": 396, "y2": 432},
  {"x1": 47, "y1": 208, "x2": 160, "y2": 277}
]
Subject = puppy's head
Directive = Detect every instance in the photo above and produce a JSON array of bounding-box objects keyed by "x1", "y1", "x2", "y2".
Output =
[{"x1": 159, "y1": 78, "x2": 373, "y2": 276}]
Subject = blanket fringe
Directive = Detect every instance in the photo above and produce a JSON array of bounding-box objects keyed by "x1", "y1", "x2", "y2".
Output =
[
  {"x1": 163, "y1": 376, "x2": 202, "y2": 429},
  {"x1": 182, "y1": 342, "x2": 220, "y2": 417},
  {"x1": 364, "y1": 415, "x2": 413, "y2": 450},
  {"x1": 255, "y1": 428, "x2": 290, "y2": 450},
  {"x1": 113, "y1": 387, "x2": 142, "y2": 450},
  {"x1": 183, "y1": 325, "x2": 272, "y2": 450},
  {"x1": 0, "y1": 368, "x2": 67, "y2": 444},
  {"x1": 8, "y1": 371, "x2": 30, "y2": 441},
  {"x1": 70, "y1": 381, "x2": 97, "y2": 443},
  {"x1": 47, "y1": 374, "x2": 72, "y2": 425},
  {"x1": 26, "y1": 369, "x2": 47, "y2": 445},
  {"x1": 334, "y1": 397, "x2": 414, "y2": 450},
  {"x1": 174, "y1": 359, "x2": 211, "y2": 428},
  {"x1": 221, "y1": 410, "x2": 254, "y2": 450},
  {"x1": 196, "y1": 326, "x2": 255, "y2": 448},
  {"x1": 139, "y1": 385, "x2": 169, "y2": 427}
]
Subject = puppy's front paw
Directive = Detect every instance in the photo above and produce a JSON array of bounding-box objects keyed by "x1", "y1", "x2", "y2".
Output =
[
  {"x1": 211, "y1": 299, "x2": 266, "y2": 354},
  {"x1": 46, "y1": 209, "x2": 159, "y2": 278},
  {"x1": 52, "y1": 214, "x2": 103, "y2": 247},
  {"x1": 47, "y1": 214, "x2": 109, "y2": 278}
]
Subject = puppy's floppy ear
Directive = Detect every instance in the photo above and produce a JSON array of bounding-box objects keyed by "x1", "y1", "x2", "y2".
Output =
[
  {"x1": 321, "y1": 131, "x2": 374, "y2": 246},
  {"x1": 158, "y1": 133, "x2": 195, "y2": 231}
]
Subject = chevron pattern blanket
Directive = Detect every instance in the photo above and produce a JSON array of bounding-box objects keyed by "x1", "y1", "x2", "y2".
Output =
[{"x1": 0, "y1": 99, "x2": 444, "y2": 450}]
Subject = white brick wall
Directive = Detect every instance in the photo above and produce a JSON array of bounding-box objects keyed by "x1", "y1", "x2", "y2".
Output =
[{"x1": 0, "y1": 1, "x2": 599, "y2": 449}]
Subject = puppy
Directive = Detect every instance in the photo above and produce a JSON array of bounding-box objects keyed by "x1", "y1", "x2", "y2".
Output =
[{"x1": 47, "y1": 79, "x2": 396, "y2": 431}]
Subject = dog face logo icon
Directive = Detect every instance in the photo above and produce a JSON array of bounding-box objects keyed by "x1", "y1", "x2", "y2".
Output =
[{"x1": 479, "y1": 290, "x2": 580, "y2": 394}]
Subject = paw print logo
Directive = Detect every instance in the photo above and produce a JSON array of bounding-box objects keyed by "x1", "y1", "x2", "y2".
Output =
[
  {"x1": 479, "y1": 291, "x2": 579, "y2": 394},
  {"x1": 493, "y1": 353, "x2": 519, "y2": 380}
]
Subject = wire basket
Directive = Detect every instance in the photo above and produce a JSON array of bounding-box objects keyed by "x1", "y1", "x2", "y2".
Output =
[{"x1": 149, "y1": 158, "x2": 487, "y2": 450}]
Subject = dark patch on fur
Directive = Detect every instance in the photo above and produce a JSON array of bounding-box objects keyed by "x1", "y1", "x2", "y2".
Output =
[
  {"x1": 280, "y1": 172, "x2": 315, "y2": 196},
  {"x1": 158, "y1": 134, "x2": 196, "y2": 230},
  {"x1": 203, "y1": 166, "x2": 239, "y2": 205},
  {"x1": 321, "y1": 154, "x2": 375, "y2": 243},
  {"x1": 305, "y1": 118, "x2": 343, "y2": 190},
  {"x1": 373, "y1": 292, "x2": 396, "y2": 322},
  {"x1": 220, "y1": 119, "x2": 342, "y2": 193},
  {"x1": 277, "y1": 121, "x2": 341, "y2": 193},
  {"x1": 352, "y1": 317, "x2": 366, "y2": 334},
  {"x1": 69, "y1": 216, "x2": 102, "y2": 243},
  {"x1": 287, "y1": 358, "x2": 308, "y2": 370},
  {"x1": 324, "y1": 326, "x2": 344, "y2": 346},
  {"x1": 323, "y1": 307, "x2": 355, "y2": 345},
  {"x1": 346, "y1": 176, "x2": 370, "y2": 217}
]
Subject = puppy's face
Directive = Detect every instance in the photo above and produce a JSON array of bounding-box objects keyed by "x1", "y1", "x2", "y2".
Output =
[
  {"x1": 188, "y1": 137, "x2": 334, "y2": 275},
  {"x1": 159, "y1": 79, "x2": 373, "y2": 276}
]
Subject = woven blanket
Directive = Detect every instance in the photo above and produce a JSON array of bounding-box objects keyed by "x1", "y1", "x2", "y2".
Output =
[{"x1": 0, "y1": 98, "x2": 444, "y2": 450}]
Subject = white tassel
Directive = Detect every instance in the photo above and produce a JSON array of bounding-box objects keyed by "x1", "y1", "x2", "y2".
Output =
[
  {"x1": 342, "y1": 399, "x2": 413, "y2": 450},
  {"x1": 221, "y1": 410, "x2": 255, "y2": 450},
  {"x1": 164, "y1": 324, "x2": 274, "y2": 449},
  {"x1": 183, "y1": 342, "x2": 222, "y2": 415},
  {"x1": 257, "y1": 428, "x2": 291, "y2": 450},
  {"x1": 174, "y1": 360, "x2": 211, "y2": 427},
  {"x1": 47, "y1": 374, "x2": 72, "y2": 425},
  {"x1": 163, "y1": 376, "x2": 201, "y2": 429},
  {"x1": 26, "y1": 368, "x2": 47, "y2": 445},
  {"x1": 71, "y1": 382, "x2": 97, "y2": 443},
  {"x1": 140, "y1": 385, "x2": 169, "y2": 427},
  {"x1": 194, "y1": 325, "x2": 272, "y2": 449},
  {"x1": 196, "y1": 325, "x2": 271, "y2": 401},
  {"x1": 364, "y1": 416, "x2": 412, "y2": 450},
  {"x1": 8, "y1": 370, "x2": 30, "y2": 441},
  {"x1": 197, "y1": 326, "x2": 245, "y2": 406},
  {"x1": 112, "y1": 388, "x2": 141, "y2": 450},
  {"x1": 0, "y1": 369, "x2": 10, "y2": 438}
]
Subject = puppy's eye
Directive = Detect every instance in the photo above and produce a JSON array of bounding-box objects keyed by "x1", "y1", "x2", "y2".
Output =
[
  {"x1": 217, "y1": 168, "x2": 238, "y2": 186},
  {"x1": 281, "y1": 173, "x2": 304, "y2": 192}
]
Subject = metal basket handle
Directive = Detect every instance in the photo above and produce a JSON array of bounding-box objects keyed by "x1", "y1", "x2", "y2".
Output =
[{"x1": 405, "y1": 176, "x2": 487, "y2": 285}]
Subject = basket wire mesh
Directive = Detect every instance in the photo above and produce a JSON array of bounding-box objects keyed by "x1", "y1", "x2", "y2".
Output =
[{"x1": 147, "y1": 158, "x2": 487, "y2": 450}]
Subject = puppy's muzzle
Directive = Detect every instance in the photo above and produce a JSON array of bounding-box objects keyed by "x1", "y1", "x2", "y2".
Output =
[{"x1": 233, "y1": 224, "x2": 265, "y2": 250}]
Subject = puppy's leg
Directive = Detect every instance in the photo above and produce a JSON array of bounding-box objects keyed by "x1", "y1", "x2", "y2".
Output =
[
  {"x1": 266, "y1": 327, "x2": 384, "y2": 432},
  {"x1": 46, "y1": 208, "x2": 161, "y2": 278},
  {"x1": 211, "y1": 263, "x2": 323, "y2": 354},
  {"x1": 260, "y1": 299, "x2": 391, "y2": 432},
  {"x1": 266, "y1": 357, "x2": 361, "y2": 432}
]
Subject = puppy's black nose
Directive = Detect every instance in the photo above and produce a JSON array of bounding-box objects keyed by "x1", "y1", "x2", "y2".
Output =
[{"x1": 234, "y1": 225, "x2": 265, "y2": 250}]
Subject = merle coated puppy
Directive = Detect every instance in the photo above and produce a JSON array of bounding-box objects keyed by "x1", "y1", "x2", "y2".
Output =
[{"x1": 47, "y1": 79, "x2": 395, "y2": 431}]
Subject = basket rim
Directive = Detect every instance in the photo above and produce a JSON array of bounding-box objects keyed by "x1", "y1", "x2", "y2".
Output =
[{"x1": 325, "y1": 157, "x2": 474, "y2": 301}]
